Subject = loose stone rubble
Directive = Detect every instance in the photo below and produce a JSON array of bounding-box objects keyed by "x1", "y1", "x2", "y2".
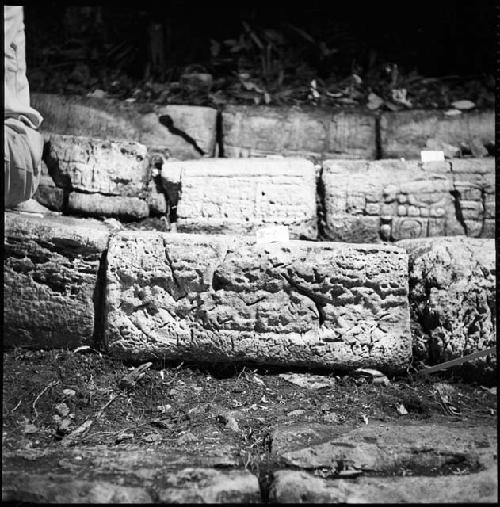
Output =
[
  {"x1": 222, "y1": 105, "x2": 377, "y2": 160},
  {"x1": 4, "y1": 213, "x2": 110, "y2": 349},
  {"x1": 379, "y1": 109, "x2": 494, "y2": 158},
  {"x1": 105, "y1": 232, "x2": 411, "y2": 371},
  {"x1": 161, "y1": 157, "x2": 317, "y2": 239},
  {"x1": 398, "y1": 236, "x2": 496, "y2": 366},
  {"x1": 321, "y1": 158, "x2": 494, "y2": 242}
]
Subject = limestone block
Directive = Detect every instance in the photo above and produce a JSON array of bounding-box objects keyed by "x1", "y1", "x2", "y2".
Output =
[
  {"x1": 45, "y1": 134, "x2": 150, "y2": 197},
  {"x1": 67, "y1": 193, "x2": 150, "y2": 220},
  {"x1": 222, "y1": 105, "x2": 376, "y2": 160},
  {"x1": 380, "y1": 109, "x2": 494, "y2": 158},
  {"x1": 271, "y1": 422, "x2": 496, "y2": 472},
  {"x1": 321, "y1": 158, "x2": 494, "y2": 242},
  {"x1": 397, "y1": 236, "x2": 496, "y2": 367},
  {"x1": 162, "y1": 158, "x2": 317, "y2": 239},
  {"x1": 105, "y1": 232, "x2": 411, "y2": 372},
  {"x1": 4, "y1": 212, "x2": 110, "y2": 349},
  {"x1": 31, "y1": 93, "x2": 217, "y2": 159},
  {"x1": 269, "y1": 469, "x2": 498, "y2": 504}
]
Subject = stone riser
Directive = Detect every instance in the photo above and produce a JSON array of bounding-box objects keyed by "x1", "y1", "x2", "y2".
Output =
[
  {"x1": 4, "y1": 213, "x2": 495, "y2": 373},
  {"x1": 32, "y1": 94, "x2": 494, "y2": 161},
  {"x1": 38, "y1": 135, "x2": 494, "y2": 243}
]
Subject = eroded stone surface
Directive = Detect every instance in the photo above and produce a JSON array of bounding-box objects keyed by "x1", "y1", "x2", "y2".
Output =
[
  {"x1": 45, "y1": 134, "x2": 150, "y2": 197},
  {"x1": 222, "y1": 105, "x2": 377, "y2": 159},
  {"x1": 162, "y1": 158, "x2": 317, "y2": 239},
  {"x1": 271, "y1": 422, "x2": 497, "y2": 473},
  {"x1": 269, "y1": 468, "x2": 498, "y2": 503},
  {"x1": 105, "y1": 232, "x2": 410, "y2": 371},
  {"x1": 380, "y1": 109, "x2": 494, "y2": 158},
  {"x1": 33, "y1": 174, "x2": 64, "y2": 211},
  {"x1": 4, "y1": 212, "x2": 109, "y2": 349},
  {"x1": 321, "y1": 158, "x2": 494, "y2": 242},
  {"x1": 397, "y1": 236, "x2": 496, "y2": 365},
  {"x1": 32, "y1": 93, "x2": 217, "y2": 159},
  {"x1": 2, "y1": 446, "x2": 258, "y2": 504},
  {"x1": 67, "y1": 193, "x2": 151, "y2": 220}
]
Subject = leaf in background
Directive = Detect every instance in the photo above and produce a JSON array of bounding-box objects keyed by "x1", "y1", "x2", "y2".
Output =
[{"x1": 287, "y1": 24, "x2": 316, "y2": 43}]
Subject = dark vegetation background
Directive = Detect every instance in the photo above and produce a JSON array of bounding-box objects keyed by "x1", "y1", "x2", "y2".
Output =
[{"x1": 24, "y1": 1, "x2": 496, "y2": 108}]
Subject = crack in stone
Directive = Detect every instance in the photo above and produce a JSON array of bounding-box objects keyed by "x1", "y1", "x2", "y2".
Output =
[
  {"x1": 280, "y1": 271, "x2": 336, "y2": 327},
  {"x1": 158, "y1": 114, "x2": 205, "y2": 156},
  {"x1": 449, "y1": 188, "x2": 468, "y2": 236}
]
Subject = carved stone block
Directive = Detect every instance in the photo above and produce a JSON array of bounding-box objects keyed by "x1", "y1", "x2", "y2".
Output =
[
  {"x1": 222, "y1": 105, "x2": 377, "y2": 159},
  {"x1": 380, "y1": 110, "x2": 494, "y2": 158},
  {"x1": 4, "y1": 212, "x2": 110, "y2": 349},
  {"x1": 322, "y1": 158, "x2": 494, "y2": 242},
  {"x1": 161, "y1": 158, "x2": 317, "y2": 239},
  {"x1": 105, "y1": 232, "x2": 411, "y2": 372}
]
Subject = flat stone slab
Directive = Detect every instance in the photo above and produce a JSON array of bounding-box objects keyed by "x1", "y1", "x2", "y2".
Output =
[
  {"x1": 271, "y1": 422, "x2": 497, "y2": 472},
  {"x1": 4, "y1": 212, "x2": 110, "y2": 349},
  {"x1": 269, "y1": 468, "x2": 498, "y2": 503},
  {"x1": 162, "y1": 158, "x2": 317, "y2": 239},
  {"x1": 32, "y1": 93, "x2": 217, "y2": 159},
  {"x1": 2, "y1": 446, "x2": 259, "y2": 503},
  {"x1": 67, "y1": 193, "x2": 151, "y2": 220},
  {"x1": 321, "y1": 158, "x2": 494, "y2": 242},
  {"x1": 380, "y1": 109, "x2": 494, "y2": 158},
  {"x1": 105, "y1": 232, "x2": 411, "y2": 371},
  {"x1": 397, "y1": 236, "x2": 496, "y2": 366},
  {"x1": 222, "y1": 105, "x2": 377, "y2": 160}
]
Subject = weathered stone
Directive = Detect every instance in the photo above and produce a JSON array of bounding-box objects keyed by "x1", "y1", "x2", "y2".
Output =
[
  {"x1": 33, "y1": 174, "x2": 65, "y2": 211},
  {"x1": 380, "y1": 109, "x2": 494, "y2": 158},
  {"x1": 4, "y1": 212, "x2": 109, "y2": 349},
  {"x1": 67, "y1": 193, "x2": 150, "y2": 220},
  {"x1": 321, "y1": 158, "x2": 494, "y2": 242},
  {"x1": 397, "y1": 236, "x2": 496, "y2": 367},
  {"x1": 162, "y1": 158, "x2": 317, "y2": 239},
  {"x1": 2, "y1": 474, "x2": 153, "y2": 503},
  {"x1": 269, "y1": 468, "x2": 498, "y2": 503},
  {"x1": 32, "y1": 93, "x2": 217, "y2": 159},
  {"x1": 2, "y1": 446, "x2": 256, "y2": 504},
  {"x1": 271, "y1": 422, "x2": 497, "y2": 472},
  {"x1": 157, "y1": 468, "x2": 260, "y2": 503},
  {"x1": 105, "y1": 232, "x2": 411, "y2": 371},
  {"x1": 45, "y1": 134, "x2": 150, "y2": 197},
  {"x1": 222, "y1": 105, "x2": 377, "y2": 160}
]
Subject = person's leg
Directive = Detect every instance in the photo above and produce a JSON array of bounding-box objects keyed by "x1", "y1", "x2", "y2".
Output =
[{"x1": 4, "y1": 121, "x2": 43, "y2": 208}]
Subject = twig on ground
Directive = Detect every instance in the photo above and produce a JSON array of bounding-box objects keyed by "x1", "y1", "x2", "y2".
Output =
[
  {"x1": 32, "y1": 380, "x2": 60, "y2": 420},
  {"x1": 418, "y1": 347, "x2": 496, "y2": 376},
  {"x1": 10, "y1": 400, "x2": 22, "y2": 413},
  {"x1": 61, "y1": 393, "x2": 119, "y2": 447}
]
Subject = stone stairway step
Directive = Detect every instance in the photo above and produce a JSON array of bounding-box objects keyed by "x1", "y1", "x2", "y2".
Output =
[
  {"x1": 162, "y1": 157, "x2": 317, "y2": 239},
  {"x1": 321, "y1": 157, "x2": 494, "y2": 242},
  {"x1": 31, "y1": 93, "x2": 217, "y2": 159},
  {"x1": 380, "y1": 109, "x2": 494, "y2": 159},
  {"x1": 105, "y1": 232, "x2": 410, "y2": 371},
  {"x1": 4, "y1": 212, "x2": 495, "y2": 370},
  {"x1": 222, "y1": 104, "x2": 377, "y2": 160},
  {"x1": 4, "y1": 213, "x2": 110, "y2": 349}
]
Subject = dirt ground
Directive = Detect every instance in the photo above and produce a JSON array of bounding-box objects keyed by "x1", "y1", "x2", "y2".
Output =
[{"x1": 3, "y1": 348, "x2": 496, "y2": 482}]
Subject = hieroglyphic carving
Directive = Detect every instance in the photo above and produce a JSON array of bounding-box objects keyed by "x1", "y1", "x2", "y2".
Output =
[{"x1": 322, "y1": 159, "x2": 494, "y2": 242}]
